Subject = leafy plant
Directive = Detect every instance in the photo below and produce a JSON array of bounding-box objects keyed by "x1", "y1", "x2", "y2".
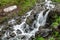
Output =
[
  {"x1": 48, "y1": 37, "x2": 55, "y2": 40},
  {"x1": 36, "y1": 36, "x2": 45, "y2": 40}
]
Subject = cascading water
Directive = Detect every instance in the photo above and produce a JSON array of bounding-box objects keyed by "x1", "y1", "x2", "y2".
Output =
[{"x1": 1, "y1": 0, "x2": 55, "y2": 40}]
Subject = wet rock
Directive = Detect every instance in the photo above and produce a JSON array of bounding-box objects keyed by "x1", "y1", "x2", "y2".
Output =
[
  {"x1": 2, "y1": 30, "x2": 6, "y2": 34},
  {"x1": 8, "y1": 24, "x2": 13, "y2": 27},
  {"x1": 6, "y1": 36, "x2": 11, "y2": 39},
  {"x1": 0, "y1": 31, "x2": 3, "y2": 37},
  {"x1": 3, "y1": 38, "x2": 8, "y2": 40},
  {"x1": 2, "y1": 26, "x2": 9, "y2": 31},
  {"x1": 10, "y1": 32, "x2": 16, "y2": 37},
  {"x1": 9, "y1": 27, "x2": 14, "y2": 31},
  {"x1": 39, "y1": 29, "x2": 52, "y2": 37},
  {"x1": 33, "y1": 3, "x2": 44, "y2": 13},
  {"x1": 29, "y1": 36, "x2": 35, "y2": 40},
  {"x1": 25, "y1": 29, "x2": 29, "y2": 33},
  {"x1": 26, "y1": 11, "x2": 36, "y2": 26},
  {"x1": 21, "y1": 36, "x2": 26, "y2": 39},
  {"x1": 55, "y1": 25, "x2": 60, "y2": 32},
  {"x1": 8, "y1": 19, "x2": 16, "y2": 25},
  {"x1": 16, "y1": 18, "x2": 21, "y2": 25},
  {"x1": 45, "y1": 23, "x2": 50, "y2": 28},
  {"x1": 26, "y1": 16, "x2": 34, "y2": 26},
  {"x1": 16, "y1": 29, "x2": 22, "y2": 34},
  {"x1": 29, "y1": 27, "x2": 33, "y2": 31}
]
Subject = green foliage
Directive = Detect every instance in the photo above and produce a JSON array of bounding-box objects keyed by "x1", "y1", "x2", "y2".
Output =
[
  {"x1": 51, "y1": 14, "x2": 60, "y2": 27},
  {"x1": 52, "y1": 22, "x2": 58, "y2": 27},
  {"x1": 36, "y1": 36, "x2": 45, "y2": 40},
  {"x1": 18, "y1": 0, "x2": 36, "y2": 16},
  {"x1": 48, "y1": 37, "x2": 55, "y2": 40},
  {"x1": 0, "y1": 0, "x2": 36, "y2": 22},
  {"x1": 52, "y1": 0, "x2": 60, "y2": 2}
]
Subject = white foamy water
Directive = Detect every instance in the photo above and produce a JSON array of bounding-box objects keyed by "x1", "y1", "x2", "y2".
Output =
[{"x1": 2, "y1": 0, "x2": 55, "y2": 40}]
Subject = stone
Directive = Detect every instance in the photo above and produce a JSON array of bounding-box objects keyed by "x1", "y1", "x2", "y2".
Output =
[
  {"x1": 9, "y1": 27, "x2": 14, "y2": 31},
  {"x1": 6, "y1": 36, "x2": 11, "y2": 39},
  {"x1": 10, "y1": 32, "x2": 16, "y2": 37},
  {"x1": 39, "y1": 29, "x2": 52, "y2": 37},
  {"x1": 3, "y1": 5, "x2": 17, "y2": 12},
  {"x1": 16, "y1": 29, "x2": 22, "y2": 34},
  {"x1": 0, "y1": 31, "x2": 3, "y2": 37},
  {"x1": 21, "y1": 36, "x2": 26, "y2": 39}
]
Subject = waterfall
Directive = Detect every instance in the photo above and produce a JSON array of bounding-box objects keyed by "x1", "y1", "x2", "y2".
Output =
[{"x1": 1, "y1": 0, "x2": 55, "y2": 40}]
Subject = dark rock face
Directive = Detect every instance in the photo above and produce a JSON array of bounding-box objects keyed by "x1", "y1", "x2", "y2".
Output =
[
  {"x1": 57, "y1": 25, "x2": 60, "y2": 29},
  {"x1": 21, "y1": 36, "x2": 26, "y2": 39},
  {"x1": 39, "y1": 29, "x2": 52, "y2": 37},
  {"x1": 6, "y1": 36, "x2": 11, "y2": 39},
  {"x1": 55, "y1": 25, "x2": 60, "y2": 32},
  {"x1": 10, "y1": 32, "x2": 16, "y2": 37},
  {"x1": 0, "y1": 31, "x2": 3, "y2": 37},
  {"x1": 26, "y1": 11, "x2": 35, "y2": 26},
  {"x1": 16, "y1": 29, "x2": 22, "y2": 34}
]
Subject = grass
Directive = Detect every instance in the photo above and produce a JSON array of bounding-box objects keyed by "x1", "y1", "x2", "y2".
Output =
[
  {"x1": 36, "y1": 36, "x2": 45, "y2": 40},
  {"x1": 18, "y1": 0, "x2": 36, "y2": 16},
  {"x1": 0, "y1": 0, "x2": 37, "y2": 23},
  {"x1": 51, "y1": 14, "x2": 60, "y2": 27},
  {"x1": 52, "y1": 0, "x2": 60, "y2": 2}
]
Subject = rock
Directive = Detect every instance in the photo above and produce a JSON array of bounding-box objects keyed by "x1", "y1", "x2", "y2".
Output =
[
  {"x1": 39, "y1": 29, "x2": 52, "y2": 37},
  {"x1": 26, "y1": 11, "x2": 36, "y2": 26},
  {"x1": 2, "y1": 30, "x2": 6, "y2": 34},
  {"x1": 57, "y1": 25, "x2": 60, "y2": 29},
  {"x1": 16, "y1": 17, "x2": 21, "y2": 25},
  {"x1": 6, "y1": 36, "x2": 11, "y2": 39},
  {"x1": 16, "y1": 29, "x2": 22, "y2": 34},
  {"x1": 0, "y1": 31, "x2": 3, "y2": 37},
  {"x1": 29, "y1": 27, "x2": 33, "y2": 31},
  {"x1": 8, "y1": 19, "x2": 16, "y2": 25},
  {"x1": 3, "y1": 5, "x2": 17, "y2": 12},
  {"x1": 2, "y1": 26, "x2": 9, "y2": 30},
  {"x1": 26, "y1": 17, "x2": 34, "y2": 26},
  {"x1": 10, "y1": 32, "x2": 16, "y2": 37},
  {"x1": 21, "y1": 36, "x2": 26, "y2": 39},
  {"x1": 9, "y1": 27, "x2": 14, "y2": 31},
  {"x1": 29, "y1": 36, "x2": 35, "y2": 40},
  {"x1": 53, "y1": 4, "x2": 60, "y2": 15},
  {"x1": 55, "y1": 25, "x2": 60, "y2": 32},
  {"x1": 33, "y1": 4, "x2": 44, "y2": 13}
]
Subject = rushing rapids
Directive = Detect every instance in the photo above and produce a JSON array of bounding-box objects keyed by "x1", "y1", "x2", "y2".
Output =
[{"x1": 0, "y1": 0, "x2": 55, "y2": 40}]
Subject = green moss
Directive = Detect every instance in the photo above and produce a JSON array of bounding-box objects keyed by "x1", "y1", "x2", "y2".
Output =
[
  {"x1": 51, "y1": 14, "x2": 60, "y2": 27},
  {"x1": 36, "y1": 36, "x2": 45, "y2": 40},
  {"x1": 52, "y1": 0, "x2": 60, "y2": 2},
  {"x1": 48, "y1": 37, "x2": 55, "y2": 40}
]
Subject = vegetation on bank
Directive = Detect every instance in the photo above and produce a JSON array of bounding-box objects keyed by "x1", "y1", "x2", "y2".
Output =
[
  {"x1": 52, "y1": 0, "x2": 60, "y2": 2},
  {"x1": 0, "y1": 0, "x2": 60, "y2": 40},
  {"x1": 0, "y1": 0, "x2": 37, "y2": 23}
]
